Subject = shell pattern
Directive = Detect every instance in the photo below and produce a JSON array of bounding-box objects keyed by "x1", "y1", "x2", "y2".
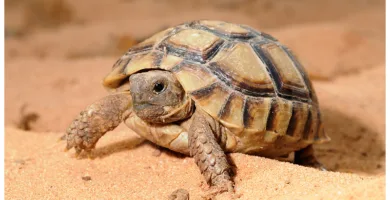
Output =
[{"x1": 103, "y1": 20, "x2": 330, "y2": 156}]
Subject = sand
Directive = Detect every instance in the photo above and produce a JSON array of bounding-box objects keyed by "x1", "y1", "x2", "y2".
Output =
[{"x1": 5, "y1": 0, "x2": 385, "y2": 199}]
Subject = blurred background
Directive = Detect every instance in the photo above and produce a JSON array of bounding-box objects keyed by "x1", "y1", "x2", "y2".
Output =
[
  {"x1": 4, "y1": 0, "x2": 385, "y2": 174},
  {"x1": 5, "y1": 0, "x2": 385, "y2": 61}
]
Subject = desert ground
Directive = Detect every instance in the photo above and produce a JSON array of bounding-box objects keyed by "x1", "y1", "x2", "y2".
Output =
[{"x1": 4, "y1": 0, "x2": 385, "y2": 199}]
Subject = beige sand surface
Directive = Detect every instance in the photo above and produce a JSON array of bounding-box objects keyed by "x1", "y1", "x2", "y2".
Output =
[
  {"x1": 5, "y1": 0, "x2": 385, "y2": 199},
  {"x1": 4, "y1": 128, "x2": 385, "y2": 200}
]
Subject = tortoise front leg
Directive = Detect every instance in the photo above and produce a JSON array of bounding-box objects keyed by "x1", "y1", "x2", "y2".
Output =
[
  {"x1": 188, "y1": 111, "x2": 235, "y2": 198},
  {"x1": 65, "y1": 93, "x2": 132, "y2": 157}
]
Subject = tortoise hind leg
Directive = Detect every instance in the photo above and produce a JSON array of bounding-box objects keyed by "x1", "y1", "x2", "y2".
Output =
[{"x1": 294, "y1": 145, "x2": 327, "y2": 171}]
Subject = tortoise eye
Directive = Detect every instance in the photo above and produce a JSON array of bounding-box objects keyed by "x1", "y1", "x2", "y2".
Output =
[{"x1": 153, "y1": 81, "x2": 166, "y2": 94}]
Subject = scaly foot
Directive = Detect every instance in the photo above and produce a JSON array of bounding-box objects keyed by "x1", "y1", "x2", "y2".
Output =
[{"x1": 64, "y1": 93, "x2": 132, "y2": 158}]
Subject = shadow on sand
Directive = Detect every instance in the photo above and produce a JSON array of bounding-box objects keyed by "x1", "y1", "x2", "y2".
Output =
[
  {"x1": 80, "y1": 107, "x2": 384, "y2": 175},
  {"x1": 314, "y1": 107, "x2": 385, "y2": 174}
]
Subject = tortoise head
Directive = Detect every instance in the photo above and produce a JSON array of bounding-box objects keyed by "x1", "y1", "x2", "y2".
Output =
[{"x1": 128, "y1": 70, "x2": 194, "y2": 124}]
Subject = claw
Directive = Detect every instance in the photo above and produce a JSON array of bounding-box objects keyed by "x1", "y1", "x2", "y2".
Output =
[
  {"x1": 74, "y1": 147, "x2": 83, "y2": 159},
  {"x1": 317, "y1": 164, "x2": 327, "y2": 171},
  {"x1": 85, "y1": 149, "x2": 95, "y2": 160},
  {"x1": 65, "y1": 142, "x2": 73, "y2": 152},
  {"x1": 58, "y1": 134, "x2": 67, "y2": 142},
  {"x1": 201, "y1": 181, "x2": 237, "y2": 200},
  {"x1": 75, "y1": 153, "x2": 83, "y2": 159}
]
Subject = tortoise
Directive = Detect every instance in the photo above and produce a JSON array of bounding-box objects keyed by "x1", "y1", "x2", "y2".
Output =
[{"x1": 64, "y1": 20, "x2": 330, "y2": 198}]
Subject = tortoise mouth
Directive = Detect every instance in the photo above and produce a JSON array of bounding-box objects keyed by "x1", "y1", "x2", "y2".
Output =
[
  {"x1": 133, "y1": 103, "x2": 148, "y2": 110},
  {"x1": 133, "y1": 103, "x2": 168, "y2": 124},
  {"x1": 132, "y1": 98, "x2": 194, "y2": 124}
]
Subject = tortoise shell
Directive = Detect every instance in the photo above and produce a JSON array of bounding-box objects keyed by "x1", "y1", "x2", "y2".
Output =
[{"x1": 103, "y1": 20, "x2": 330, "y2": 156}]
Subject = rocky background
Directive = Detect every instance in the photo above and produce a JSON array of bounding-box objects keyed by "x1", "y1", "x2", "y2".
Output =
[{"x1": 5, "y1": 0, "x2": 385, "y2": 199}]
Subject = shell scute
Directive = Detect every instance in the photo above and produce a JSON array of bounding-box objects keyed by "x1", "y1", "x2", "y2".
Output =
[
  {"x1": 190, "y1": 82, "x2": 231, "y2": 119},
  {"x1": 208, "y1": 43, "x2": 275, "y2": 97},
  {"x1": 286, "y1": 102, "x2": 310, "y2": 139},
  {"x1": 252, "y1": 42, "x2": 310, "y2": 101},
  {"x1": 302, "y1": 107, "x2": 323, "y2": 141},
  {"x1": 243, "y1": 97, "x2": 272, "y2": 132},
  {"x1": 159, "y1": 54, "x2": 183, "y2": 71},
  {"x1": 162, "y1": 29, "x2": 224, "y2": 63},
  {"x1": 132, "y1": 27, "x2": 174, "y2": 51},
  {"x1": 172, "y1": 62, "x2": 217, "y2": 92},
  {"x1": 124, "y1": 52, "x2": 163, "y2": 75},
  {"x1": 197, "y1": 20, "x2": 254, "y2": 39},
  {"x1": 218, "y1": 92, "x2": 245, "y2": 130},
  {"x1": 266, "y1": 98, "x2": 293, "y2": 135},
  {"x1": 104, "y1": 54, "x2": 132, "y2": 88}
]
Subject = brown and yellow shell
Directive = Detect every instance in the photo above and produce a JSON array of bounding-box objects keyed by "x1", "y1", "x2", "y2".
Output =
[{"x1": 103, "y1": 20, "x2": 330, "y2": 156}]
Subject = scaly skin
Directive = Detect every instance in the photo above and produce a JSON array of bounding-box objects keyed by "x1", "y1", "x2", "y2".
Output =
[
  {"x1": 65, "y1": 93, "x2": 132, "y2": 157},
  {"x1": 189, "y1": 111, "x2": 235, "y2": 199}
]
